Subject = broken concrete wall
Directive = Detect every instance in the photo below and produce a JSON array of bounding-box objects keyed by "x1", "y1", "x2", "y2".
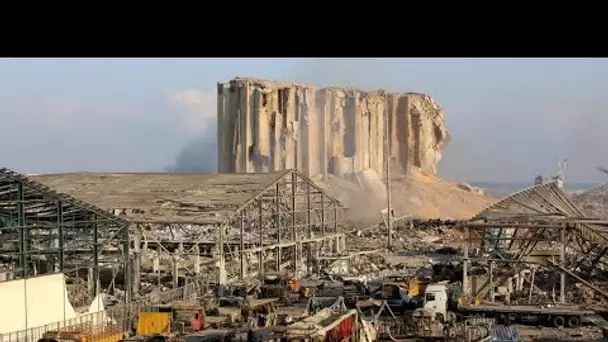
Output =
[{"x1": 217, "y1": 77, "x2": 449, "y2": 178}]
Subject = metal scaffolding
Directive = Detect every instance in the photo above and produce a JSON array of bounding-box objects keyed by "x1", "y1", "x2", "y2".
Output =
[
  {"x1": 32, "y1": 169, "x2": 349, "y2": 297},
  {"x1": 0, "y1": 167, "x2": 130, "y2": 305},
  {"x1": 463, "y1": 181, "x2": 608, "y2": 302}
]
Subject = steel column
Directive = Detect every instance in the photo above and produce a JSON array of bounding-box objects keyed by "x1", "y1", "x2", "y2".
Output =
[
  {"x1": 306, "y1": 183, "x2": 312, "y2": 273},
  {"x1": 123, "y1": 223, "x2": 132, "y2": 304},
  {"x1": 17, "y1": 182, "x2": 26, "y2": 277},
  {"x1": 320, "y1": 193, "x2": 325, "y2": 236},
  {"x1": 275, "y1": 183, "x2": 281, "y2": 271},
  {"x1": 240, "y1": 215, "x2": 245, "y2": 278},
  {"x1": 291, "y1": 173, "x2": 298, "y2": 273},
  {"x1": 560, "y1": 224, "x2": 566, "y2": 303},
  {"x1": 92, "y1": 213, "x2": 99, "y2": 294},
  {"x1": 57, "y1": 201, "x2": 64, "y2": 271},
  {"x1": 463, "y1": 225, "x2": 470, "y2": 296},
  {"x1": 258, "y1": 200, "x2": 264, "y2": 278}
]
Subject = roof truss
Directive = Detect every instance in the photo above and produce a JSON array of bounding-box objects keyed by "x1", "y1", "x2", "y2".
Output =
[{"x1": 467, "y1": 181, "x2": 608, "y2": 300}]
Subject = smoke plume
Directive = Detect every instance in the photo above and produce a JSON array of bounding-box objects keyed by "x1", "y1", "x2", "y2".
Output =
[
  {"x1": 168, "y1": 131, "x2": 218, "y2": 172},
  {"x1": 167, "y1": 89, "x2": 218, "y2": 173}
]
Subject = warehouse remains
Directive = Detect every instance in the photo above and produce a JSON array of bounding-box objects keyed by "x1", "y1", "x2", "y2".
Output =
[
  {"x1": 0, "y1": 168, "x2": 128, "y2": 335},
  {"x1": 31, "y1": 169, "x2": 350, "y2": 296},
  {"x1": 3, "y1": 77, "x2": 608, "y2": 342},
  {"x1": 6, "y1": 173, "x2": 603, "y2": 341}
]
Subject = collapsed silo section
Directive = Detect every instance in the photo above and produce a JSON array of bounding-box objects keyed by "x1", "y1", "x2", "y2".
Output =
[
  {"x1": 217, "y1": 78, "x2": 319, "y2": 175},
  {"x1": 217, "y1": 77, "x2": 449, "y2": 179}
]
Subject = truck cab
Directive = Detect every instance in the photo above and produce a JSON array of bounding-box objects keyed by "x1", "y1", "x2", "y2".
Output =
[{"x1": 417, "y1": 282, "x2": 449, "y2": 322}]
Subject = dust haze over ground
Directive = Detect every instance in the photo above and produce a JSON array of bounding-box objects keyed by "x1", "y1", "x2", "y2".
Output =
[{"x1": 169, "y1": 59, "x2": 608, "y2": 185}]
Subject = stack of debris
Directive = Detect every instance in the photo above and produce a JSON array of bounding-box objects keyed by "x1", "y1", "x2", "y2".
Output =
[
  {"x1": 572, "y1": 183, "x2": 608, "y2": 218},
  {"x1": 348, "y1": 218, "x2": 464, "y2": 253},
  {"x1": 312, "y1": 168, "x2": 493, "y2": 226},
  {"x1": 324, "y1": 254, "x2": 390, "y2": 276},
  {"x1": 568, "y1": 283, "x2": 608, "y2": 307}
]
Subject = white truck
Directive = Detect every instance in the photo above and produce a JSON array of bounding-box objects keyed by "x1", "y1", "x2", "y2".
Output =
[{"x1": 415, "y1": 282, "x2": 597, "y2": 328}]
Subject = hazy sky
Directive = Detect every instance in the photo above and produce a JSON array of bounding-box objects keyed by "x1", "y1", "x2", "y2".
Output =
[{"x1": 1, "y1": 58, "x2": 607, "y2": 183}]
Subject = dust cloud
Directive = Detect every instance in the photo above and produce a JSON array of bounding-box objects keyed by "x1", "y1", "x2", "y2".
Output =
[{"x1": 167, "y1": 89, "x2": 218, "y2": 173}]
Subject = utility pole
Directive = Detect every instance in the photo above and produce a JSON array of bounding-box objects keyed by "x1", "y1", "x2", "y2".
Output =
[
  {"x1": 385, "y1": 97, "x2": 393, "y2": 249},
  {"x1": 324, "y1": 89, "x2": 329, "y2": 190}
]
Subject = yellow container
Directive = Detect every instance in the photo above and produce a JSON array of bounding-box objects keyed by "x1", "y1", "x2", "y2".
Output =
[{"x1": 136, "y1": 312, "x2": 171, "y2": 336}]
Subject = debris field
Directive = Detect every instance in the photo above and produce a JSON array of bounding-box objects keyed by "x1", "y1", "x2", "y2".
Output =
[{"x1": 2, "y1": 77, "x2": 608, "y2": 342}]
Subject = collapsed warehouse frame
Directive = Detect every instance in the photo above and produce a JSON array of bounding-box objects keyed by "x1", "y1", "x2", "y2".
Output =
[
  {"x1": 216, "y1": 169, "x2": 348, "y2": 281},
  {"x1": 32, "y1": 169, "x2": 349, "y2": 297},
  {"x1": 0, "y1": 167, "x2": 130, "y2": 306},
  {"x1": 463, "y1": 181, "x2": 608, "y2": 305}
]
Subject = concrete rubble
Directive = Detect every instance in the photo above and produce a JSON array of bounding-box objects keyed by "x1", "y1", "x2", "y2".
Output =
[
  {"x1": 573, "y1": 183, "x2": 608, "y2": 218},
  {"x1": 349, "y1": 218, "x2": 465, "y2": 252},
  {"x1": 89, "y1": 180, "x2": 608, "y2": 341}
]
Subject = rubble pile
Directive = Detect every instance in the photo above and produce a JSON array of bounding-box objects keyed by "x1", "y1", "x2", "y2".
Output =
[
  {"x1": 390, "y1": 170, "x2": 493, "y2": 220},
  {"x1": 348, "y1": 218, "x2": 464, "y2": 253},
  {"x1": 324, "y1": 254, "x2": 391, "y2": 276},
  {"x1": 141, "y1": 224, "x2": 256, "y2": 242},
  {"x1": 312, "y1": 168, "x2": 494, "y2": 227},
  {"x1": 572, "y1": 183, "x2": 608, "y2": 218},
  {"x1": 567, "y1": 282, "x2": 608, "y2": 307}
]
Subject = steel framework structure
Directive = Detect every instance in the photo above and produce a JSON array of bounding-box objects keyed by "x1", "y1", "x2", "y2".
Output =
[
  {"x1": 217, "y1": 169, "x2": 347, "y2": 282},
  {"x1": 126, "y1": 170, "x2": 349, "y2": 296},
  {"x1": 463, "y1": 181, "x2": 608, "y2": 302},
  {"x1": 129, "y1": 169, "x2": 349, "y2": 293},
  {"x1": 32, "y1": 169, "x2": 348, "y2": 297},
  {"x1": 0, "y1": 167, "x2": 129, "y2": 305}
]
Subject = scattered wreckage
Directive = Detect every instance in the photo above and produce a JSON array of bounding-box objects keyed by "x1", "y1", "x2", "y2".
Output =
[{"x1": 46, "y1": 180, "x2": 608, "y2": 342}]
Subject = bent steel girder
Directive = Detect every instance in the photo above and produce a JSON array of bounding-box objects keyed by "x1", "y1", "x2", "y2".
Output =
[
  {"x1": 568, "y1": 227, "x2": 608, "y2": 280},
  {"x1": 471, "y1": 181, "x2": 608, "y2": 280},
  {"x1": 473, "y1": 181, "x2": 584, "y2": 221},
  {"x1": 0, "y1": 167, "x2": 129, "y2": 283}
]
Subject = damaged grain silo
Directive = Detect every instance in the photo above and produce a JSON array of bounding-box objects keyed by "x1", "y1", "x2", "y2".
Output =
[{"x1": 216, "y1": 77, "x2": 449, "y2": 179}]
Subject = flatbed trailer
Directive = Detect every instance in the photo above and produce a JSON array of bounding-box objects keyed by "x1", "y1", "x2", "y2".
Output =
[
  {"x1": 456, "y1": 304, "x2": 596, "y2": 328},
  {"x1": 421, "y1": 282, "x2": 600, "y2": 329}
]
